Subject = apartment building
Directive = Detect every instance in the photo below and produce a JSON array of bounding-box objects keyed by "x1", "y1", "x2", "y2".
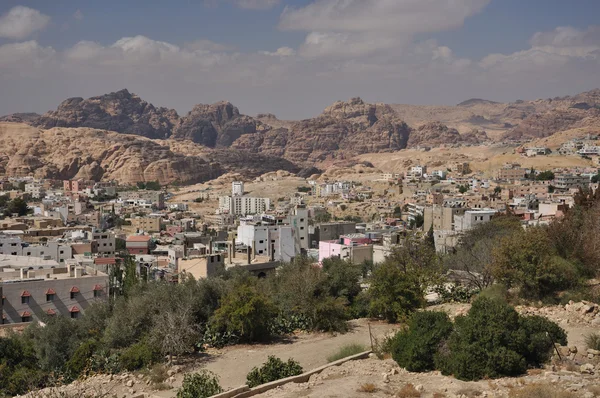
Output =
[
  {"x1": 554, "y1": 174, "x2": 589, "y2": 190},
  {"x1": 423, "y1": 206, "x2": 468, "y2": 232},
  {"x1": 131, "y1": 217, "x2": 162, "y2": 233},
  {"x1": 0, "y1": 234, "x2": 72, "y2": 264},
  {"x1": 126, "y1": 235, "x2": 153, "y2": 255},
  {"x1": 454, "y1": 209, "x2": 497, "y2": 232},
  {"x1": 119, "y1": 190, "x2": 165, "y2": 209},
  {"x1": 0, "y1": 259, "x2": 108, "y2": 324},
  {"x1": 496, "y1": 167, "x2": 527, "y2": 181},
  {"x1": 232, "y1": 181, "x2": 244, "y2": 196},
  {"x1": 218, "y1": 196, "x2": 271, "y2": 216}
]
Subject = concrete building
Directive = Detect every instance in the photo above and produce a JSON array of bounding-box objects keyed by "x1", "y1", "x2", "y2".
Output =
[
  {"x1": 318, "y1": 239, "x2": 373, "y2": 264},
  {"x1": 0, "y1": 234, "x2": 72, "y2": 264},
  {"x1": 309, "y1": 222, "x2": 357, "y2": 248},
  {"x1": 25, "y1": 182, "x2": 45, "y2": 199},
  {"x1": 553, "y1": 174, "x2": 589, "y2": 190},
  {"x1": 237, "y1": 223, "x2": 297, "y2": 262},
  {"x1": 119, "y1": 190, "x2": 165, "y2": 209},
  {"x1": 454, "y1": 209, "x2": 497, "y2": 232},
  {"x1": 126, "y1": 235, "x2": 153, "y2": 255},
  {"x1": 423, "y1": 206, "x2": 467, "y2": 232},
  {"x1": 218, "y1": 196, "x2": 271, "y2": 216},
  {"x1": 1, "y1": 260, "x2": 108, "y2": 324},
  {"x1": 91, "y1": 231, "x2": 116, "y2": 256},
  {"x1": 131, "y1": 216, "x2": 162, "y2": 233},
  {"x1": 410, "y1": 165, "x2": 426, "y2": 177},
  {"x1": 496, "y1": 166, "x2": 527, "y2": 181},
  {"x1": 232, "y1": 181, "x2": 244, "y2": 197}
]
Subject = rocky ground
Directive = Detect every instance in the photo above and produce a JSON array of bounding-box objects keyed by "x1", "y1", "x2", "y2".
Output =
[{"x1": 20, "y1": 302, "x2": 600, "y2": 398}]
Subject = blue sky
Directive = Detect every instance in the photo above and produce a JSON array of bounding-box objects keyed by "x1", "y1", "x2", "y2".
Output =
[{"x1": 0, "y1": 0, "x2": 599, "y2": 118}]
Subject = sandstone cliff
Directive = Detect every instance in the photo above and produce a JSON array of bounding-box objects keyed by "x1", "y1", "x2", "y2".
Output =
[
  {"x1": 34, "y1": 89, "x2": 179, "y2": 139},
  {"x1": 0, "y1": 123, "x2": 298, "y2": 185}
]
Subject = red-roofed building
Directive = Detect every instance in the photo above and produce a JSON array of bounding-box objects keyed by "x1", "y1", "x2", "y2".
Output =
[{"x1": 126, "y1": 235, "x2": 153, "y2": 255}]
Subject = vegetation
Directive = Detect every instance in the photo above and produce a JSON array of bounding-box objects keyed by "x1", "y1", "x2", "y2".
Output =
[
  {"x1": 536, "y1": 170, "x2": 555, "y2": 181},
  {"x1": 326, "y1": 343, "x2": 367, "y2": 362},
  {"x1": 390, "y1": 311, "x2": 453, "y2": 372},
  {"x1": 177, "y1": 370, "x2": 222, "y2": 398},
  {"x1": 435, "y1": 297, "x2": 567, "y2": 381},
  {"x1": 246, "y1": 356, "x2": 303, "y2": 388},
  {"x1": 584, "y1": 332, "x2": 600, "y2": 351},
  {"x1": 136, "y1": 181, "x2": 161, "y2": 190}
]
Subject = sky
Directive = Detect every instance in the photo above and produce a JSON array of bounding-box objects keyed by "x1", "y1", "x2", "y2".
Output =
[{"x1": 0, "y1": 0, "x2": 599, "y2": 120}]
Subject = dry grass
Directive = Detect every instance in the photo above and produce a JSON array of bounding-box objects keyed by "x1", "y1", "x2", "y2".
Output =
[
  {"x1": 508, "y1": 384, "x2": 577, "y2": 398},
  {"x1": 585, "y1": 332, "x2": 600, "y2": 351},
  {"x1": 357, "y1": 383, "x2": 378, "y2": 393},
  {"x1": 153, "y1": 382, "x2": 171, "y2": 391},
  {"x1": 456, "y1": 387, "x2": 482, "y2": 397},
  {"x1": 144, "y1": 364, "x2": 169, "y2": 384},
  {"x1": 327, "y1": 343, "x2": 368, "y2": 362},
  {"x1": 432, "y1": 393, "x2": 447, "y2": 398},
  {"x1": 588, "y1": 385, "x2": 600, "y2": 397},
  {"x1": 397, "y1": 383, "x2": 421, "y2": 398}
]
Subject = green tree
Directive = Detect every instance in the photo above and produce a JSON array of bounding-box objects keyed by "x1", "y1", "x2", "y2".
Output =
[
  {"x1": 393, "y1": 205, "x2": 402, "y2": 218},
  {"x1": 368, "y1": 261, "x2": 424, "y2": 323},
  {"x1": 313, "y1": 211, "x2": 332, "y2": 223},
  {"x1": 391, "y1": 311, "x2": 453, "y2": 372},
  {"x1": 5, "y1": 197, "x2": 30, "y2": 216},
  {"x1": 145, "y1": 181, "x2": 161, "y2": 190},
  {"x1": 435, "y1": 297, "x2": 566, "y2": 381},
  {"x1": 491, "y1": 227, "x2": 579, "y2": 299},
  {"x1": 536, "y1": 170, "x2": 555, "y2": 181},
  {"x1": 209, "y1": 282, "x2": 277, "y2": 342},
  {"x1": 458, "y1": 185, "x2": 468, "y2": 194}
]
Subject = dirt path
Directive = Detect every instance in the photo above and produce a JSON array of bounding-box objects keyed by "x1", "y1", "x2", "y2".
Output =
[{"x1": 183, "y1": 319, "x2": 399, "y2": 392}]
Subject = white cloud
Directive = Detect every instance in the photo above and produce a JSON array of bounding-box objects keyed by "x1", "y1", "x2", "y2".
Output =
[
  {"x1": 0, "y1": 23, "x2": 599, "y2": 120},
  {"x1": 280, "y1": 0, "x2": 489, "y2": 59},
  {"x1": 280, "y1": 0, "x2": 489, "y2": 33},
  {"x1": 73, "y1": 9, "x2": 84, "y2": 21},
  {"x1": 260, "y1": 46, "x2": 295, "y2": 57},
  {"x1": 0, "y1": 6, "x2": 50, "y2": 39}
]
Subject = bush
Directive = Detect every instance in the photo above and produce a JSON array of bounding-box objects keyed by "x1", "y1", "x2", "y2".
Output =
[
  {"x1": 391, "y1": 311, "x2": 453, "y2": 372},
  {"x1": 327, "y1": 343, "x2": 367, "y2": 362},
  {"x1": 368, "y1": 262, "x2": 424, "y2": 323},
  {"x1": 65, "y1": 339, "x2": 98, "y2": 378},
  {"x1": 508, "y1": 384, "x2": 576, "y2": 398},
  {"x1": 585, "y1": 332, "x2": 600, "y2": 351},
  {"x1": 246, "y1": 356, "x2": 303, "y2": 388},
  {"x1": 119, "y1": 340, "x2": 161, "y2": 371},
  {"x1": 435, "y1": 297, "x2": 567, "y2": 381},
  {"x1": 209, "y1": 282, "x2": 278, "y2": 343},
  {"x1": 177, "y1": 370, "x2": 223, "y2": 398}
]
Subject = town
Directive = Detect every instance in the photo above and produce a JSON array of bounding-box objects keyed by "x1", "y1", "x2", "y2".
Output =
[{"x1": 1, "y1": 151, "x2": 599, "y2": 327}]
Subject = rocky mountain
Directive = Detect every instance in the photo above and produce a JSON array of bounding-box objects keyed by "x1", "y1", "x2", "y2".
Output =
[
  {"x1": 0, "y1": 112, "x2": 40, "y2": 123},
  {"x1": 3, "y1": 88, "x2": 600, "y2": 184},
  {"x1": 0, "y1": 123, "x2": 298, "y2": 185},
  {"x1": 33, "y1": 89, "x2": 179, "y2": 139},
  {"x1": 172, "y1": 101, "x2": 257, "y2": 147}
]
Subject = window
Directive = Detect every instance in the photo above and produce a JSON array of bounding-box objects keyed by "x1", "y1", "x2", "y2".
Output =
[
  {"x1": 94, "y1": 290, "x2": 101, "y2": 298},
  {"x1": 300, "y1": 237, "x2": 305, "y2": 240},
  {"x1": 258, "y1": 250, "x2": 264, "y2": 254},
  {"x1": 59, "y1": 250, "x2": 64, "y2": 254},
  {"x1": 259, "y1": 240, "x2": 264, "y2": 244},
  {"x1": 46, "y1": 293, "x2": 55, "y2": 302},
  {"x1": 70, "y1": 287, "x2": 80, "y2": 299},
  {"x1": 21, "y1": 315, "x2": 31, "y2": 323}
]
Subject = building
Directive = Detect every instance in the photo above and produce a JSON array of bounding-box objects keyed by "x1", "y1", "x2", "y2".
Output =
[
  {"x1": 0, "y1": 234, "x2": 72, "y2": 264},
  {"x1": 236, "y1": 223, "x2": 297, "y2": 262},
  {"x1": 24, "y1": 182, "x2": 45, "y2": 199},
  {"x1": 554, "y1": 174, "x2": 590, "y2": 190},
  {"x1": 423, "y1": 206, "x2": 467, "y2": 232},
  {"x1": 63, "y1": 179, "x2": 84, "y2": 192},
  {"x1": 119, "y1": 190, "x2": 165, "y2": 209},
  {"x1": 431, "y1": 170, "x2": 447, "y2": 179},
  {"x1": 126, "y1": 235, "x2": 153, "y2": 255},
  {"x1": 91, "y1": 231, "x2": 116, "y2": 256},
  {"x1": 524, "y1": 147, "x2": 551, "y2": 157},
  {"x1": 309, "y1": 222, "x2": 357, "y2": 248},
  {"x1": 496, "y1": 166, "x2": 527, "y2": 181},
  {"x1": 232, "y1": 181, "x2": 244, "y2": 197},
  {"x1": 453, "y1": 209, "x2": 497, "y2": 232},
  {"x1": 131, "y1": 217, "x2": 162, "y2": 233},
  {"x1": 410, "y1": 166, "x2": 426, "y2": 177},
  {"x1": 381, "y1": 173, "x2": 403, "y2": 180},
  {"x1": 318, "y1": 238, "x2": 373, "y2": 264},
  {"x1": 218, "y1": 196, "x2": 271, "y2": 216},
  {"x1": 1, "y1": 259, "x2": 108, "y2": 324}
]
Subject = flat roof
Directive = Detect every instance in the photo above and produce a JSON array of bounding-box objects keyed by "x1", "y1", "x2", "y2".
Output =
[{"x1": 0, "y1": 255, "x2": 59, "y2": 269}]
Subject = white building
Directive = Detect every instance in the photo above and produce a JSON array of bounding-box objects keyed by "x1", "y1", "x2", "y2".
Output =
[
  {"x1": 218, "y1": 196, "x2": 271, "y2": 216},
  {"x1": 453, "y1": 209, "x2": 497, "y2": 232},
  {"x1": 232, "y1": 181, "x2": 245, "y2": 197},
  {"x1": 25, "y1": 182, "x2": 45, "y2": 199},
  {"x1": 410, "y1": 166, "x2": 426, "y2": 177},
  {"x1": 0, "y1": 234, "x2": 72, "y2": 264},
  {"x1": 431, "y1": 170, "x2": 447, "y2": 179},
  {"x1": 236, "y1": 223, "x2": 297, "y2": 262}
]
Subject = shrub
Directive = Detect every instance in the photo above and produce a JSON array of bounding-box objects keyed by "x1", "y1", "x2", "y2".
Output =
[
  {"x1": 508, "y1": 384, "x2": 576, "y2": 398},
  {"x1": 368, "y1": 262, "x2": 424, "y2": 323},
  {"x1": 585, "y1": 332, "x2": 600, "y2": 351},
  {"x1": 65, "y1": 339, "x2": 98, "y2": 378},
  {"x1": 397, "y1": 383, "x2": 421, "y2": 398},
  {"x1": 119, "y1": 340, "x2": 161, "y2": 371},
  {"x1": 177, "y1": 370, "x2": 223, "y2": 398},
  {"x1": 435, "y1": 297, "x2": 567, "y2": 381},
  {"x1": 327, "y1": 343, "x2": 367, "y2": 362},
  {"x1": 209, "y1": 283, "x2": 278, "y2": 343},
  {"x1": 391, "y1": 311, "x2": 453, "y2": 372},
  {"x1": 145, "y1": 364, "x2": 169, "y2": 384},
  {"x1": 357, "y1": 383, "x2": 378, "y2": 393},
  {"x1": 246, "y1": 356, "x2": 303, "y2": 388}
]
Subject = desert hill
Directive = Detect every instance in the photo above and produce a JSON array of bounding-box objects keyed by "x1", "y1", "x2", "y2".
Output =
[{"x1": 0, "y1": 123, "x2": 298, "y2": 185}]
